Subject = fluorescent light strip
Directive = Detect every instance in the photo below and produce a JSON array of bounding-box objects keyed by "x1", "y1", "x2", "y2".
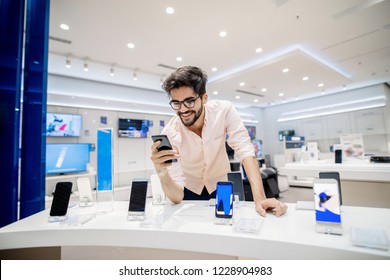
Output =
[
  {"x1": 209, "y1": 45, "x2": 350, "y2": 83},
  {"x1": 277, "y1": 102, "x2": 386, "y2": 122},
  {"x1": 281, "y1": 96, "x2": 386, "y2": 116},
  {"x1": 242, "y1": 119, "x2": 259, "y2": 124}
]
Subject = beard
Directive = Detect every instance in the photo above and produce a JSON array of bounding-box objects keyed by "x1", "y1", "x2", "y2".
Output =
[{"x1": 178, "y1": 102, "x2": 203, "y2": 127}]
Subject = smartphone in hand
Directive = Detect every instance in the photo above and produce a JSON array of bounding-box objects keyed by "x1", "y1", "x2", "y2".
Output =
[{"x1": 151, "y1": 134, "x2": 177, "y2": 163}]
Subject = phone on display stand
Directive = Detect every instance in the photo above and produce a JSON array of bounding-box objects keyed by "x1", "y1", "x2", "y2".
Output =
[
  {"x1": 215, "y1": 181, "x2": 233, "y2": 219},
  {"x1": 49, "y1": 182, "x2": 73, "y2": 222},
  {"x1": 313, "y1": 178, "x2": 343, "y2": 235},
  {"x1": 151, "y1": 134, "x2": 177, "y2": 163},
  {"x1": 128, "y1": 179, "x2": 148, "y2": 220}
]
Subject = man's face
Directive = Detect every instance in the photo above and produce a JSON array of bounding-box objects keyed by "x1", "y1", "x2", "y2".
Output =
[{"x1": 170, "y1": 87, "x2": 205, "y2": 127}]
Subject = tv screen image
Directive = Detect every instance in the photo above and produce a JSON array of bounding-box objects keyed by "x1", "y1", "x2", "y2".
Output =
[
  {"x1": 46, "y1": 143, "x2": 90, "y2": 175},
  {"x1": 118, "y1": 118, "x2": 149, "y2": 138},
  {"x1": 278, "y1": 129, "x2": 295, "y2": 141},
  {"x1": 46, "y1": 113, "x2": 82, "y2": 137}
]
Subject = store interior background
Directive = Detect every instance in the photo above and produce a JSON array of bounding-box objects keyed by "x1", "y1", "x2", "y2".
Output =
[{"x1": 46, "y1": 1, "x2": 390, "y2": 203}]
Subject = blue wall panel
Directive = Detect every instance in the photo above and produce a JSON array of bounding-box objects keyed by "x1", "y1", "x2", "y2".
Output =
[
  {"x1": 20, "y1": 0, "x2": 50, "y2": 219},
  {"x1": 0, "y1": 0, "x2": 25, "y2": 227}
]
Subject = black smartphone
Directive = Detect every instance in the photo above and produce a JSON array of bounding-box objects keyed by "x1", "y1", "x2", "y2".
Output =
[
  {"x1": 128, "y1": 180, "x2": 148, "y2": 214},
  {"x1": 227, "y1": 172, "x2": 245, "y2": 202},
  {"x1": 319, "y1": 172, "x2": 342, "y2": 205},
  {"x1": 151, "y1": 134, "x2": 177, "y2": 163},
  {"x1": 335, "y1": 149, "x2": 342, "y2": 164},
  {"x1": 215, "y1": 181, "x2": 233, "y2": 218},
  {"x1": 50, "y1": 182, "x2": 73, "y2": 216}
]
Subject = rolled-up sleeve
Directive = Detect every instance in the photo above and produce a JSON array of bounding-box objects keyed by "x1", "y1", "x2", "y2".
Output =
[{"x1": 225, "y1": 103, "x2": 255, "y2": 162}]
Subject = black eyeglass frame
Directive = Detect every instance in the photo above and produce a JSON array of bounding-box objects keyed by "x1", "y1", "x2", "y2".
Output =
[{"x1": 169, "y1": 95, "x2": 202, "y2": 110}]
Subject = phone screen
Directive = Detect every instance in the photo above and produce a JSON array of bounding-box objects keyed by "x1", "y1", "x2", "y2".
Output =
[
  {"x1": 128, "y1": 180, "x2": 148, "y2": 213},
  {"x1": 215, "y1": 181, "x2": 233, "y2": 218},
  {"x1": 50, "y1": 182, "x2": 73, "y2": 216},
  {"x1": 313, "y1": 179, "x2": 341, "y2": 224},
  {"x1": 151, "y1": 134, "x2": 177, "y2": 163}
]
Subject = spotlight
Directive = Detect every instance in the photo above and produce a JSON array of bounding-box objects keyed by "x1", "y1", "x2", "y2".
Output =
[{"x1": 65, "y1": 54, "x2": 71, "y2": 68}]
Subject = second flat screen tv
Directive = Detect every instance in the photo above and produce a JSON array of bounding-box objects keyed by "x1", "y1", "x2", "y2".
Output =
[
  {"x1": 46, "y1": 113, "x2": 82, "y2": 137},
  {"x1": 118, "y1": 118, "x2": 149, "y2": 138}
]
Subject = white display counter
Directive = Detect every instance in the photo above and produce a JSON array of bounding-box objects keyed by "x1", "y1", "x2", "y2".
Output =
[{"x1": 0, "y1": 200, "x2": 389, "y2": 260}]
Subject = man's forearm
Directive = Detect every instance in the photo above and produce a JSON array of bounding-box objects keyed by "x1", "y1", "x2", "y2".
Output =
[
  {"x1": 242, "y1": 156, "x2": 266, "y2": 201},
  {"x1": 157, "y1": 169, "x2": 184, "y2": 204}
]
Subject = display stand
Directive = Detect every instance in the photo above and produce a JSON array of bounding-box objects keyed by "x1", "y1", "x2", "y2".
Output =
[
  {"x1": 315, "y1": 224, "x2": 343, "y2": 235},
  {"x1": 79, "y1": 197, "x2": 94, "y2": 208},
  {"x1": 48, "y1": 215, "x2": 68, "y2": 223},
  {"x1": 127, "y1": 212, "x2": 146, "y2": 221}
]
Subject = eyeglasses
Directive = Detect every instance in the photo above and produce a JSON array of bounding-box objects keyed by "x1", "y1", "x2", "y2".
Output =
[{"x1": 169, "y1": 95, "x2": 201, "y2": 110}]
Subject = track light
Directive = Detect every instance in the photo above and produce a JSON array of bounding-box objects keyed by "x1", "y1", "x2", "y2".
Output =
[
  {"x1": 110, "y1": 64, "x2": 115, "y2": 77},
  {"x1": 65, "y1": 54, "x2": 71, "y2": 68},
  {"x1": 83, "y1": 59, "x2": 89, "y2": 72}
]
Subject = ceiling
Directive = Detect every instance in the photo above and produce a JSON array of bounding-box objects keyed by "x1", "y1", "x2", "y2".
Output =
[{"x1": 48, "y1": 0, "x2": 390, "y2": 110}]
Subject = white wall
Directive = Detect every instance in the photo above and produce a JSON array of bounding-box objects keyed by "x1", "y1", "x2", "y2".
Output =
[{"x1": 259, "y1": 84, "x2": 390, "y2": 162}]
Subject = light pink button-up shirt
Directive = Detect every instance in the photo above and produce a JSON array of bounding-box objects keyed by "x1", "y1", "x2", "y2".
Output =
[{"x1": 162, "y1": 100, "x2": 255, "y2": 195}]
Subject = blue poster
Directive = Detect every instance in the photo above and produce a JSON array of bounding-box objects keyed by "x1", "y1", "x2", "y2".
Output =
[{"x1": 97, "y1": 128, "x2": 113, "y2": 191}]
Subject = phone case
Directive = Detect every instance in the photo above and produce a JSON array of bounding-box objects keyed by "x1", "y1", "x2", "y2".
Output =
[
  {"x1": 151, "y1": 135, "x2": 177, "y2": 163},
  {"x1": 50, "y1": 182, "x2": 73, "y2": 216}
]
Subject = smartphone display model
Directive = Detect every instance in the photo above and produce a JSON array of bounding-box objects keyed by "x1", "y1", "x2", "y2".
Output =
[
  {"x1": 335, "y1": 149, "x2": 342, "y2": 164},
  {"x1": 77, "y1": 177, "x2": 93, "y2": 206},
  {"x1": 215, "y1": 181, "x2": 233, "y2": 219},
  {"x1": 319, "y1": 172, "x2": 342, "y2": 205},
  {"x1": 151, "y1": 134, "x2": 177, "y2": 163},
  {"x1": 128, "y1": 179, "x2": 148, "y2": 214},
  {"x1": 313, "y1": 178, "x2": 341, "y2": 225},
  {"x1": 50, "y1": 182, "x2": 73, "y2": 216},
  {"x1": 227, "y1": 172, "x2": 245, "y2": 202}
]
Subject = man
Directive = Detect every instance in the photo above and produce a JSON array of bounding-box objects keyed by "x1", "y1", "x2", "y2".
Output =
[{"x1": 150, "y1": 66, "x2": 287, "y2": 217}]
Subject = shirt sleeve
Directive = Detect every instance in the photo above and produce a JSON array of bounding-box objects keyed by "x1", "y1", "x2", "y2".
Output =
[
  {"x1": 161, "y1": 123, "x2": 186, "y2": 190},
  {"x1": 224, "y1": 103, "x2": 255, "y2": 162}
]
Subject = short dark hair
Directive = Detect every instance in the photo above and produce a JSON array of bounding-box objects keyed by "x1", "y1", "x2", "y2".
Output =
[{"x1": 162, "y1": 66, "x2": 208, "y2": 97}]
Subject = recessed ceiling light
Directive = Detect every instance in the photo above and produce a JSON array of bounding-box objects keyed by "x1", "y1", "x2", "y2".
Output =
[
  {"x1": 261, "y1": 88, "x2": 267, "y2": 92},
  {"x1": 239, "y1": 82, "x2": 245, "y2": 86},
  {"x1": 255, "y1": 48, "x2": 263, "y2": 53},
  {"x1": 318, "y1": 83, "x2": 324, "y2": 87},
  {"x1": 302, "y1": 76, "x2": 309, "y2": 81},
  {"x1": 254, "y1": 99, "x2": 259, "y2": 103},
  {"x1": 211, "y1": 67, "x2": 218, "y2": 72},
  {"x1": 165, "y1": 7, "x2": 175, "y2": 14},
  {"x1": 60, "y1": 23, "x2": 69, "y2": 30},
  {"x1": 279, "y1": 92, "x2": 284, "y2": 97},
  {"x1": 127, "y1": 43, "x2": 135, "y2": 49},
  {"x1": 176, "y1": 56, "x2": 183, "y2": 62},
  {"x1": 235, "y1": 95, "x2": 240, "y2": 99},
  {"x1": 282, "y1": 68, "x2": 289, "y2": 73},
  {"x1": 213, "y1": 91, "x2": 218, "y2": 95},
  {"x1": 219, "y1": 31, "x2": 227, "y2": 37}
]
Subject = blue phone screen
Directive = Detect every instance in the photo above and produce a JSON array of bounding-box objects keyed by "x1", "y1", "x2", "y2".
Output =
[{"x1": 215, "y1": 181, "x2": 233, "y2": 218}]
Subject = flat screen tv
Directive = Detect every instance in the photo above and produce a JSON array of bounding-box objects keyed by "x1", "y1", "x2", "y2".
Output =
[
  {"x1": 278, "y1": 129, "x2": 295, "y2": 141},
  {"x1": 46, "y1": 143, "x2": 90, "y2": 175},
  {"x1": 118, "y1": 118, "x2": 149, "y2": 138},
  {"x1": 46, "y1": 112, "x2": 82, "y2": 137}
]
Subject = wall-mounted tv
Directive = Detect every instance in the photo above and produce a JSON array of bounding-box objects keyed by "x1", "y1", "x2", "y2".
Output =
[
  {"x1": 118, "y1": 118, "x2": 149, "y2": 138},
  {"x1": 278, "y1": 129, "x2": 295, "y2": 141},
  {"x1": 46, "y1": 112, "x2": 82, "y2": 137},
  {"x1": 46, "y1": 143, "x2": 90, "y2": 175}
]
